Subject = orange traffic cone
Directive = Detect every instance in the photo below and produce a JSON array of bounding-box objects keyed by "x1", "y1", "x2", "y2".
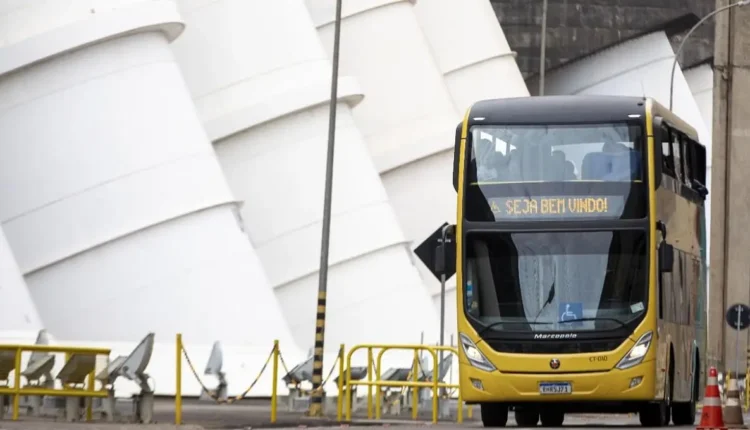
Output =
[{"x1": 698, "y1": 366, "x2": 727, "y2": 430}]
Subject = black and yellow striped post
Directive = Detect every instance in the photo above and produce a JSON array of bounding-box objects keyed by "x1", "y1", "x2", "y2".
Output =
[
  {"x1": 307, "y1": 0, "x2": 343, "y2": 418},
  {"x1": 308, "y1": 292, "x2": 328, "y2": 416}
]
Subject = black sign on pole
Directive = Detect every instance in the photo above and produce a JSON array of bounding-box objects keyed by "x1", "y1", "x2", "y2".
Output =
[
  {"x1": 414, "y1": 222, "x2": 456, "y2": 280},
  {"x1": 725, "y1": 303, "x2": 750, "y2": 330}
]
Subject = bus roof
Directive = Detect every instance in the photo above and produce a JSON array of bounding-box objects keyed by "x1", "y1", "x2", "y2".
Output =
[{"x1": 467, "y1": 95, "x2": 702, "y2": 145}]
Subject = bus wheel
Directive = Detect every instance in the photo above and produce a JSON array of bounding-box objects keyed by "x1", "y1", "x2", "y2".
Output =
[
  {"x1": 481, "y1": 403, "x2": 509, "y2": 427},
  {"x1": 640, "y1": 370, "x2": 672, "y2": 427},
  {"x1": 514, "y1": 406, "x2": 540, "y2": 427},
  {"x1": 540, "y1": 410, "x2": 565, "y2": 427},
  {"x1": 672, "y1": 370, "x2": 698, "y2": 425}
]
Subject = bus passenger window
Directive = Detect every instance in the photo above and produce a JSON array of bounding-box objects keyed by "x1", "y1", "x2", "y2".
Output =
[
  {"x1": 661, "y1": 126, "x2": 675, "y2": 177},
  {"x1": 672, "y1": 132, "x2": 683, "y2": 182},
  {"x1": 682, "y1": 140, "x2": 694, "y2": 186}
]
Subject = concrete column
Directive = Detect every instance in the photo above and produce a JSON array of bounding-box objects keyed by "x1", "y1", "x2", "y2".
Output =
[
  {"x1": 170, "y1": 0, "x2": 439, "y2": 360},
  {"x1": 0, "y1": 226, "x2": 43, "y2": 343},
  {"x1": 0, "y1": 0, "x2": 299, "y2": 395},
  {"x1": 711, "y1": 0, "x2": 750, "y2": 374},
  {"x1": 410, "y1": 0, "x2": 529, "y2": 342}
]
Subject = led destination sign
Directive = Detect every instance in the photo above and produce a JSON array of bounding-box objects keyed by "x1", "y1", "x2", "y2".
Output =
[{"x1": 488, "y1": 195, "x2": 626, "y2": 220}]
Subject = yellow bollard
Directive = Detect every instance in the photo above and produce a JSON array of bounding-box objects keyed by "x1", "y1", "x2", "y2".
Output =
[
  {"x1": 271, "y1": 340, "x2": 279, "y2": 423},
  {"x1": 375, "y1": 354, "x2": 382, "y2": 420},
  {"x1": 175, "y1": 333, "x2": 182, "y2": 425},
  {"x1": 337, "y1": 344, "x2": 345, "y2": 422},
  {"x1": 457, "y1": 392, "x2": 464, "y2": 423},
  {"x1": 430, "y1": 353, "x2": 438, "y2": 424},
  {"x1": 345, "y1": 353, "x2": 353, "y2": 421},
  {"x1": 86, "y1": 370, "x2": 95, "y2": 421}
]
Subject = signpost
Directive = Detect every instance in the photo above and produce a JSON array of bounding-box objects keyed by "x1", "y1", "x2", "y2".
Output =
[
  {"x1": 414, "y1": 222, "x2": 456, "y2": 419},
  {"x1": 725, "y1": 303, "x2": 750, "y2": 378}
]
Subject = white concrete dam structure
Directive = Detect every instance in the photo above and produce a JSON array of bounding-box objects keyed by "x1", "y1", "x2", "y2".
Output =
[
  {"x1": 684, "y1": 59, "x2": 714, "y2": 260},
  {"x1": 304, "y1": 0, "x2": 460, "y2": 335},
  {"x1": 526, "y1": 28, "x2": 708, "y2": 145},
  {"x1": 0, "y1": 227, "x2": 43, "y2": 343},
  {"x1": 0, "y1": 0, "x2": 299, "y2": 396},
  {"x1": 170, "y1": 0, "x2": 438, "y2": 355},
  {"x1": 411, "y1": 0, "x2": 530, "y2": 340}
]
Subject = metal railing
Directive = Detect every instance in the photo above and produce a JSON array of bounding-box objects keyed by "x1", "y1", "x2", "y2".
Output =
[
  {"x1": 341, "y1": 344, "x2": 464, "y2": 424},
  {"x1": 0, "y1": 344, "x2": 111, "y2": 421}
]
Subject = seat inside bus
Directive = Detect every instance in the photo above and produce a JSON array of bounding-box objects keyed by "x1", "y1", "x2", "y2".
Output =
[{"x1": 581, "y1": 143, "x2": 641, "y2": 181}]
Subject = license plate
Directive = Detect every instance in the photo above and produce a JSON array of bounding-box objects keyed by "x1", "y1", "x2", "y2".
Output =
[{"x1": 538, "y1": 382, "x2": 572, "y2": 394}]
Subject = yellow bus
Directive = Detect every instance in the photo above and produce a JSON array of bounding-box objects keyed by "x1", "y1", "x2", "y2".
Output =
[{"x1": 449, "y1": 96, "x2": 708, "y2": 427}]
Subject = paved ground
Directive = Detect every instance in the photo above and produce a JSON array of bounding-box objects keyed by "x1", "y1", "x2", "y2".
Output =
[{"x1": 0, "y1": 399, "x2": 744, "y2": 430}]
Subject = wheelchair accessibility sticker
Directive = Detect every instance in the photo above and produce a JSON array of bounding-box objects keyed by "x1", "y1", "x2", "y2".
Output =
[{"x1": 559, "y1": 302, "x2": 583, "y2": 327}]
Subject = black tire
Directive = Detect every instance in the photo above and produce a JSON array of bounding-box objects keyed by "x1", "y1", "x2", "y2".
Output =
[
  {"x1": 672, "y1": 368, "x2": 698, "y2": 425},
  {"x1": 540, "y1": 410, "x2": 565, "y2": 427},
  {"x1": 515, "y1": 406, "x2": 540, "y2": 427},
  {"x1": 481, "y1": 403, "x2": 509, "y2": 427},
  {"x1": 640, "y1": 366, "x2": 672, "y2": 427}
]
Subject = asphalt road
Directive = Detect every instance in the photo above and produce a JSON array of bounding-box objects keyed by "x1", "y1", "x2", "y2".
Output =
[{"x1": 0, "y1": 401, "x2": 728, "y2": 430}]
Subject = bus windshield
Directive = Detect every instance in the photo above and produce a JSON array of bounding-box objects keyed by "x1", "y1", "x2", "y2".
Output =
[
  {"x1": 464, "y1": 230, "x2": 648, "y2": 333},
  {"x1": 463, "y1": 122, "x2": 647, "y2": 222},
  {"x1": 469, "y1": 123, "x2": 643, "y2": 184}
]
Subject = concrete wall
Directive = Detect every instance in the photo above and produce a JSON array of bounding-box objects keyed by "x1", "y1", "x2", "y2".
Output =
[{"x1": 710, "y1": 0, "x2": 750, "y2": 374}]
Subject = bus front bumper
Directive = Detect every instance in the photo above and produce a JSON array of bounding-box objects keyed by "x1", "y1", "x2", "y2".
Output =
[{"x1": 459, "y1": 359, "x2": 657, "y2": 403}]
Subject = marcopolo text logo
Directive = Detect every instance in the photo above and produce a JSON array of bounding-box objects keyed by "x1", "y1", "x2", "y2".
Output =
[{"x1": 533, "y1": 333, "x2": 577, "y2": 340}]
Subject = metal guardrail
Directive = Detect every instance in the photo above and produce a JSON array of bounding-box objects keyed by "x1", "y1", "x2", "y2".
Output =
[
  {"x1": 3, "y1": 337, "x2": 470, "y2": 425},
  {"x1": 341, "y1": 344, "x2": 464, "y2": 424},
  {"x1": 0, "y1": 344, "x2": 111, "y2": 421}
]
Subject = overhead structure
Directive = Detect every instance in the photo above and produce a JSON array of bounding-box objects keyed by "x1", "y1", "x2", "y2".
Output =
[
  {"x1": 170, "y1": 0, "x2": 438, "y2": 353},
  {"x1": 411, "y1": 0, "x2": 530, "y2": 338},
  {"x1": 0, "y1": 0, "x2": 298, "y2": 395},
  {"x1": 0, "y1": 227, "x2": 43, "y2": 343},
  {"x1": 526, "y1": 15, "x2": 709, "y2": 145}
]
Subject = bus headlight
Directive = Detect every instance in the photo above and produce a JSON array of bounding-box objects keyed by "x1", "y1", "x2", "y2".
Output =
[
  {"x1": 616, "y1": 331, "x2": 653, "y2": 370},
  {"x1": 459, "y1": 333, "x2": 496, "y2": 372}
]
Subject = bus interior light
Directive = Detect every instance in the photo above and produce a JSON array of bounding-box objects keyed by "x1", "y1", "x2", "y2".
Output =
[
  {"x1": 616, "y1": 331, "x2": 653, "y2": 370},
  {"x1": 460, "y1": 333, "x2": 497, "y2": 372}
]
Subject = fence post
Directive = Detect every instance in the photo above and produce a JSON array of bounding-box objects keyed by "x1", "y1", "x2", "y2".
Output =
[
  {"x1": 337, "y1": 344, "x2": 344, "y2": 421},
  {"x1": 12, "y1": 347, "x2": 21, "y2": 420},
  {"x1": 175, "y1": 333, "x2": 182, "y2": 425},
  {"x1": 271, "y1": 340, "x2": 279, "y2": 423}
]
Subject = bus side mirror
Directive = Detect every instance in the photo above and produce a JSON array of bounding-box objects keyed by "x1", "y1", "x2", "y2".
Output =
[
  {"x1": 452, "y1": 123, "x2": 462, "y2": 191},
  {"x1": 692, "y1": 179, "x2": 709, "y2": 199},
  {"x1": 659, "y1": 242, "x2": 674, "y2": 273}
]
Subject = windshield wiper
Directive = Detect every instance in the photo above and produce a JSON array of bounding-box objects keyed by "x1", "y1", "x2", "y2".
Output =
[
  {"x1": 475, "y1": 320, "x2": 553, "y2": 338},
  {"x1": 533, "y1": 264, "x2": 557, "y2": 324},
  {"x1": 557, "y1": 317, "x2": 628, "y2": 330}
]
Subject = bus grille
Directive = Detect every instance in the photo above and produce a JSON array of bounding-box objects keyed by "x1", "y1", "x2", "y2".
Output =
[{"x1": 486, "y1": 338, "x2": 625, "y2": 354}]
